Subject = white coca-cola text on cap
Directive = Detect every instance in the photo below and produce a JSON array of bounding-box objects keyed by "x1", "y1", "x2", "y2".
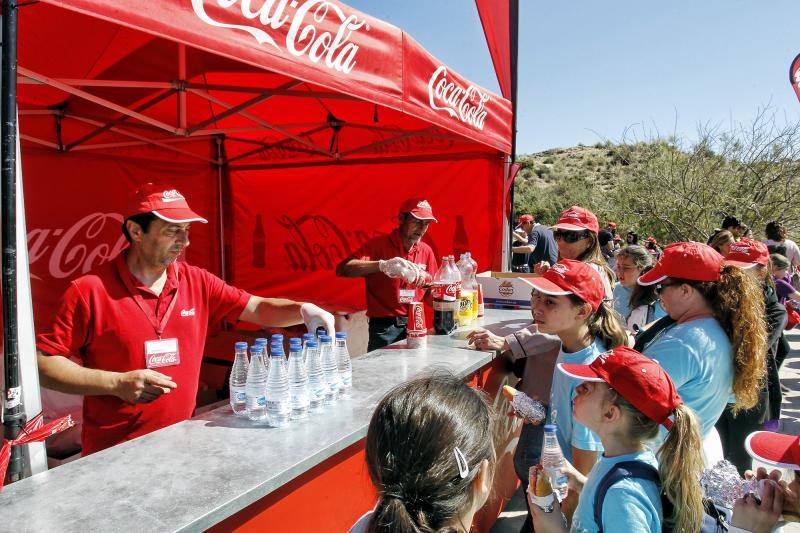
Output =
[
  {"x1": 162, "y1": 189, "x2": 185, "y2": 202},
  {"x1": 562, "y1": 210, "x2": 582, "y2": 220},
  {"x1": 728, "y1": 243, "x2": 751, "y2": 255},
  {"x1": 427, "y1": 65, "x2": 489, "y2": 130},
  {"x1": 550, "y1": 263, "x2": 569, "y2": 279},
  {"x1": 192, "y1": 0, "x2": 368, "y2": 74}
]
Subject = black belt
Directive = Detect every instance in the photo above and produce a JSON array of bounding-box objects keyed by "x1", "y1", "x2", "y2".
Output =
[{"x1": 370, "y1": 316, "x2": 408, "y2": 328}]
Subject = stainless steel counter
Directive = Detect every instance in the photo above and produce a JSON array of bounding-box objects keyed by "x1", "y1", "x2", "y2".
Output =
[{"x1": 0, "y1": 309, "x2": 533, "y2": 533}]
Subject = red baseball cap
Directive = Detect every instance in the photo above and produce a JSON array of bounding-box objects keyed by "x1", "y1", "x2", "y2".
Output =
[
  {"x1": 399, "y1": 198, "x2": 438, "y2": 223},
  {"x1": 558, "y1": 346, "x2": 683, "y2": 429},
  {"x1": 529, "y1": 259, "x2": 605, "y2": 311},
  {"x1": 724, "y1": 238, "x2": 770, "y2": 269},
  {"x1": 128, "y1": 183, "x2": 208, "y2": 224},
  {"x1": 518, "y1": 214, "x2": 534, "y2": 224},
  {"x1": 607, "y1": 222, "x2": 617, "y2": 229},
  {"x1": 552, "y1": 206, "x2": 599, "y2": 233},
  {"x1": 638, "y1": 241, "x2": 724, "y2": 286},
  {"x1": 745, "y1": 432, "x2": 800, "y2": 469}
]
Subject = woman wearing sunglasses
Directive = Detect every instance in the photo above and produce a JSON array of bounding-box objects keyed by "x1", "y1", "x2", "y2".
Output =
[{"x1": 635, "y1": 242, "x2": 767, "y2": 465}]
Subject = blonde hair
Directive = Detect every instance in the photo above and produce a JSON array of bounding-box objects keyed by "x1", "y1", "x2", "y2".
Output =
[
  {"x1": 689, "y1": 265, "x2": 768, "y2": 414},
  {"x1": 568, "y1": 297, "x2": 629, "y2": 348},
  {"x1": 577, "y1": 232, "x2": 617, "y2": 285},
  {"x1": 709, "y1": 230, "x2": 735, "y2": 254},
  {"x1": 610, "y1": 392, "x2": 704, "y2": 533}
]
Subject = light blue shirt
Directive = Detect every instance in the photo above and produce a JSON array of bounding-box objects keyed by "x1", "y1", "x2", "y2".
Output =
[
  {"x1": 612, "y1": 283, "x2": 632, "y2": 318},
  {"x1": 642, "y1": 317, "x2": 733, "y2": 437},
  {"x1": 547, "y1": 337, "x2": 606, "y2": 462},
  {"x1": 571, "y1": 450, "x2": 662, "y2": 533}
]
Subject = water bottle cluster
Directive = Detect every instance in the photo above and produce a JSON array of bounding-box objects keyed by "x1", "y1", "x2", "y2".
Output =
[{"x1": 229, "y1": 331, "x2": 353, "y2": 427}]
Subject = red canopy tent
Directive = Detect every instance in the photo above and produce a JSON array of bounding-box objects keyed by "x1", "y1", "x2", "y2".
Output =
[{"x1": 16, "y1": 0, "x2": 512, "y2": 328}]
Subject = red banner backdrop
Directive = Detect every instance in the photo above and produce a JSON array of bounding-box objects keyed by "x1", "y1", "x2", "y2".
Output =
[
  {"x1": 228, "y1": 156, "x2": 504, "y2": 310},
  {"x1": 475, "y1": 0, "x2": 512, "y2": 100}
]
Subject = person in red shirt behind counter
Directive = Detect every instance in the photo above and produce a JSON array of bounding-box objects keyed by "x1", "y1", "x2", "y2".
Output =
[
  {"x1": 336, "y1": 198, "x2": 438, "y2": 351},
  {"x1": 36, "y1": 183, "x2": 335, "y2": 455}
]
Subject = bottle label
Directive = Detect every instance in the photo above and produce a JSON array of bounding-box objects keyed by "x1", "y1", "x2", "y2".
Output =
[
  {"x1": 267, "y1": 400, "x2": 290, "y2": 413},
  {"x1": 234, "y1": 391, "x2": 246, "y2": 402},
  {"x1": 257, "y1": 396, "x2": 267, "y2": 407}
]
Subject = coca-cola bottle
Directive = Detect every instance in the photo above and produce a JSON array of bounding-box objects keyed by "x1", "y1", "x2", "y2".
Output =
[{"x1": 433, "y1": 257, "x2": 457, "y2": 335}]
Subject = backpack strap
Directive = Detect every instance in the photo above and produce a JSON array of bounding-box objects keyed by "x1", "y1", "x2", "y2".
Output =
[
  {"x1": 633, "y1": 315, "x2": 676, "y2": 352},
  {"x1": 593, "y1": 461, "x2": 660, "y2": 533}
]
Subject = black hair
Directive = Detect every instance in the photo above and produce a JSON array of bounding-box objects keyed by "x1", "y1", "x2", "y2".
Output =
[
  {"x1": 365, "y1": 374, "x2": 495, "y2": 533},
  {"x1": 722, "y1": 215, "x2": 741, "y2": 230},
  {"x1": 765, "y1": 221, "x2": 787, "y2": 242},
  {"x1": 122, "y1": 212, "x2": 158, "y2": 243}
]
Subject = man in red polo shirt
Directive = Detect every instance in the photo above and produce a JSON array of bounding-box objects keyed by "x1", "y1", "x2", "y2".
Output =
[
  {"x1": 36, "y1": 184, "x2": 335, "y2": 455},
  {"x1": 336, "y1": 198, "x2": 438, "y2": 351}
]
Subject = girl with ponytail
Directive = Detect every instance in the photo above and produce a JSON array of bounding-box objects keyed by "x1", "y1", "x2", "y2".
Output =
[
  {"x1": 635, "y1": 241, "x2": 767, "y2": 465},
  {"x1": 531, "y1": 346, "x2": 705, "y2": 533},
  {"x1": 527, "y1": 259, "x2": 629, "y2": 520},
  {"x1": 352, "y1": 374, "x2": 495, "y2": 533}
]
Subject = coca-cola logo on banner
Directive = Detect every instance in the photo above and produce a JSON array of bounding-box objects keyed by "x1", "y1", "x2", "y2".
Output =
[
  {"x1": 28, "y1": 213, "x2": 128, "y2": 281},
  {"x1": 191, "y1": 0, "x2": 369, "y2": 74},
  {"x1": 427, "y1": 66, "x2": 489, "y2": 130},
  {"x1": 277, "y1": 214, "x2": 376, "y2": 272}
]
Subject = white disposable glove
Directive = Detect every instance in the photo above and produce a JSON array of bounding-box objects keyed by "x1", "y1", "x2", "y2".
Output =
[
  {"x1": 300, "y1": 303, "x2": 336, "y2": 336},
  {"x1": 378, "y1": 257, "x2": 420, "y2": 284}
]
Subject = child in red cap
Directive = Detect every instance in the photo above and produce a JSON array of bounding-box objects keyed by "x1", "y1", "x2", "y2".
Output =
[
  {"x1": 527, "y1": 259, "x2": 629, "y2": 520},
  {"x1": 531, "y1": 346, "x2": 705, "y2": 533}
]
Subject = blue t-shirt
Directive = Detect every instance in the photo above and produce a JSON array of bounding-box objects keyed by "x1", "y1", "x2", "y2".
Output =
[
  {"x1": 571, "y1": 450, "x2": 662, "y2": 533},
  {"x1": 642, "y1": 317, "x2": 733, "y2": 437},
  {"x1": 612, "y1": 283, "x2": 632, "y2": 318},
  {"x1": 547, "y1": 337, "x2": 606, "y2": 461}
]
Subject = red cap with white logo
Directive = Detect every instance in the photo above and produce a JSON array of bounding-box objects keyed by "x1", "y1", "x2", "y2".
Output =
[
  {"x1": 724, "y1": 238, "x2": 770, "y2": 269},
  {"x1": 399, "y1": 198, "x2": 438, "y2": 223},
  {"x1": 529, "y1": 259, "x2": 605, "y2": 311},
  {"x1": 557, "y1": 346, "x2": 683, "y2": 429},
  {"x1": 552, "y1": 206, "x2": 599, "y2": 233},
  {"x1": 744, "y1": 432, "x2": 800, "y2": 469},
  {"x1": 637, "y1": 241, "x2": 723, "y2": 286},
  {"x1": 128, "y1": 183, "x2": 208, "y2": 224}
]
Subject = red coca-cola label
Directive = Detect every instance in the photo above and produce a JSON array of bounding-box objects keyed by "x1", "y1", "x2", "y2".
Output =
[
  {"x1": 408, "y1": 302, "x2": 425, "y2": 332},
  {"x1": 146, "y1": 351, "x2": 179, "y2": 368},
  {"x1": 433, "y1": 282, "x2": 460, "y2": 302}
]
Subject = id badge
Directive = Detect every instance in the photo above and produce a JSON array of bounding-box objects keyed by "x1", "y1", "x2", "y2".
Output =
[
  {"x1": 145, "y1": 338, "x2": 180, "y2": 369},
  {"x1": 398, "y1": 288, "x2": 416, "y2": 304}
]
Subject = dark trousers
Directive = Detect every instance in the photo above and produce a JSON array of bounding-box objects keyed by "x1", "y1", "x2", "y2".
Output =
[
  {"x1": 367, "y1": 317, "x2": 407, "y2": 352},
  {"x1": 715, "y1": 390, "x2": 768, "y2": 476},
  {"x1": 513, "y1": 410, "x2": 549, "y2": 533},
  {"x1": 766, "y1": 350, "x2": 783, "y2": 421}
]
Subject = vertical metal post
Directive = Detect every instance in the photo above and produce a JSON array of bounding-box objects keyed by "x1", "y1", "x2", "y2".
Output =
[
  {"x1": 507, "y1": 0, "x2": 520, "y2": 269},
  {"x1": 2, "y1": 0, "x2": 25, "y2": 483},
  {"x1": 215, "y1": 136, "x2": 227, "y2": 282}
]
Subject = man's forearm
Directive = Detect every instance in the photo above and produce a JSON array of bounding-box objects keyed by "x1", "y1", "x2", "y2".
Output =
[
  {"x1": 243, "y1": 297, "x2": 304, "y2": 327},
  {"x1": 335, "y1": 259, "x2": 380, "y2": 278},
  {"x1": 37, "y1": 352, "x2": 119, "y2": 396},
  {"x1": 512, "y1": 245, "x2": 535, "y2": 254}
]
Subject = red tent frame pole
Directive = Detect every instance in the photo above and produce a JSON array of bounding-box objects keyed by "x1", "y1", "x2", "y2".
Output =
[{"x1": 2, "y1": 0, "x2": 26, "y2": 484}]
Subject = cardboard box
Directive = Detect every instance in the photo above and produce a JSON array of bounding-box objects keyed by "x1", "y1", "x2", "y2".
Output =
[{"x1": 477, "y1": 271, "x2": 537, "y2": 309}]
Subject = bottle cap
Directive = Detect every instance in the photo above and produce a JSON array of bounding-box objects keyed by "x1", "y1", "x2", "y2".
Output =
[
  {"x1": 302, "y1": 333, "x2": 315, "y2": 340},
  {"x1": 254, "y1": 338, "x2": 268, "y2": 346},
  {"x1": 544, "y1": 424, "x2": 557, "y2": 433},
  {"x1": 271, "y1": 334, "x2": 284, "y2": 341},
  {"x1": 250, "y1": 345, "x2": 264, "y2": 354},
  {"x1": 319, "y1": 335, "x2": 332, "y2": 342},
  {"x1": 235, "y1": 341, "x2": 248, "y2": 350},
  {"x1": 289, "y1": 337, "x2": 302, "y2": 344},
  {"x1": 335, "y1": 332, "x2": 347, "y2": 339},
  {"x1": 306, "y1": 340, "x2": 319, "y2": 348},
  {"x1": 289, "y1": 344, "x2": 302, "y2": 352}
]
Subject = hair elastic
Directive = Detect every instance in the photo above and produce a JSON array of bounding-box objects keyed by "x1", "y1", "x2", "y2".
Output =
[{"x1": 453, "y1": 447, "x2": 469, "y2": 479}]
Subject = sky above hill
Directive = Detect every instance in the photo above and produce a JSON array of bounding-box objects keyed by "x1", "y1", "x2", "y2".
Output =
[{"x1": 345, "y1": 1, "x2": 800, "y2": 154}]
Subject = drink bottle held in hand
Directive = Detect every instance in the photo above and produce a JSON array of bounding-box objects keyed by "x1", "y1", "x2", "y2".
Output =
[
  {"x1": 230, "y1": 341, "x2": 249, "y2": 416},
  {"x1": 266, "y1": 343, "x2": 291, "y2": 427},
  {"x1": 319, "y1": 335, "x2": 340, "y2": 405},
  {"x1": 541, "y1": 424, "x2": 569, "y2": 501},
  {"x1": 245, "y1": 345, "x2": 268, "y2": 422},
  {"x1": 335, "y1": 332, "x2": 352, "y2": 397},
  {"x1": 305, "y1": 339, "x2": 326, "y2": 412},
  {"x1": 287, "y1": 341, "x2": 310, "y2": 420}
]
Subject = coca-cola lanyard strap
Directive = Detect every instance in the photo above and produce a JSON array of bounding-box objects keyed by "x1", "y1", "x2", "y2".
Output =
[{"x1": 119, "y1": 263, "x2": 180, "y2": 339}]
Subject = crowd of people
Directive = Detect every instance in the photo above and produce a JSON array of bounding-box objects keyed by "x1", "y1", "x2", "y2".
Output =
[{"x1": 354, "y1": 207, "x2": 800, "y2": 533}]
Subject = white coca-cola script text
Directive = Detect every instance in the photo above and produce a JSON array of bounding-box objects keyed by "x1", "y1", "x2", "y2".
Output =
[{"x1": 428, "y1": 66, "x2": 489, "y2": 130}]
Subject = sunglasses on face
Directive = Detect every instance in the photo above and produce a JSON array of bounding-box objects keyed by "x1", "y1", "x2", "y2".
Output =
[
  {"x1": 654, "y1": 281, "x2": 680, "y2": 295},
  {"x1": 553, "y1": 230, "x2": 590, "y2": 243}
]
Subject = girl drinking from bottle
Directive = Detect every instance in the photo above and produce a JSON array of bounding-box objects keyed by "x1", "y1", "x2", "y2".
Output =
[
  {"x1": 634, "y1": 241, "x2": 767, "y2": 464},
  {"x1": 527, "y1": 258, "x2": 629, "y2": 519},
  {"x1": 531, "y1": 346, "x2": 705, "y2": 533}
]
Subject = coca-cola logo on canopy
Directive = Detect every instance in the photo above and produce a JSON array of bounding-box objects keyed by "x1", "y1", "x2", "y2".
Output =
[
  {"x1": 191, "y1": 0, "x2": 369, "y2": 74},
  {"x1": 427, "y1": 66, "x2": 489, "y2": 130}
]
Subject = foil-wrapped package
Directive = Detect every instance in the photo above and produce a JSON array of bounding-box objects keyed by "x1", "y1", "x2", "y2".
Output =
[
  {"x1": 700, "y1": 459, "x2": 762, "y2": 508},
  {"x1": 503, "y1": 386, "x2": 546, "y2": 424}
]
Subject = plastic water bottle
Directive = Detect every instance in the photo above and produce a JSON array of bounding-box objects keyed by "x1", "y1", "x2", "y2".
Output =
[
  {"x1": 335, "y1": 332, "x2": 352, "y2": 397},
  {"x1": 229, "y1": 341, "x2": 249, "y2": 416},
  {"x1": 245, "y1": 345, "x2": 268, "y2": 422},
  {"x1": 287, "y1": 343, "x2": 310, "y2": 419},
  {"x1": 254, "y1": 338, "x2": 269, "y2": 373},
  {"x1": 541, "y1": 424, "x2": 569, "y2": 501},
  {"x1": 305, "y1": 340, "x2": 325, "y2": 412},
  {"x1": 319, "y1": 335, "x2": 340, "y2": 405},
  {"x1": 265, "y1": 343, "x2": 291, "y2": 427},
  {"x1": 271, "y1": 333, "x2": 284, "y2": 350},
  {"x1": 302, "y1": 333, "x2": 315, "y2": 364}
]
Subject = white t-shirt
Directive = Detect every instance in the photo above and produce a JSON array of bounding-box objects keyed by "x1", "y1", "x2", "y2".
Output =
[{"x1": 764, "y1": 238, "x2": 800, "y2": 267}]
